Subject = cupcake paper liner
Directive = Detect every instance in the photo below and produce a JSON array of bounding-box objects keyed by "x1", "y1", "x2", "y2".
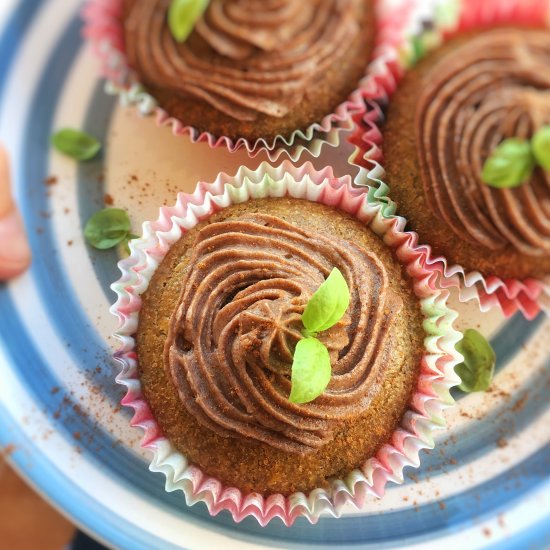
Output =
[
  {"x1": 348, "y1": 0, "x2": 550, "y2": 320},
  {"x1": 82, "y1": 0, "x2": 416, "y2": 162},
  {"x1": 110, "y1": 161, "x2": 462, "y2": 527}
]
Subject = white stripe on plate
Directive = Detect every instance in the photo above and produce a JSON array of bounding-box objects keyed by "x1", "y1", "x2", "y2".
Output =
[{"x1": 0, "y1": 0, "x2": 17, "y2": 36}]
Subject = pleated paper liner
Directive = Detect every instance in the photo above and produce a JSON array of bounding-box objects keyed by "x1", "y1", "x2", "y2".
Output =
[
  {"x1": 348, "y1": 0, "x2": 550, "y2": 320},
  {"x1": 110, "y1": 161, "x2": 462, "y2": 526},
  {"x1": 82, "y1": 0, "x2": 417, "y2": 162}
]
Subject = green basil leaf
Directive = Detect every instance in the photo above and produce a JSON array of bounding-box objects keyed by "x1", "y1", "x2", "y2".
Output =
[
  {"x1": 168, "y1": 0, "x2": 210, "y2": 43},
  {"x1": 455, "y1": 329, "x2": 496, "y2": 393},
  {"x1": 411, "y1": 35, "x2": 426, "y2": 65},
  {"x1": 302, "y1": 267, "x2": 350, "y2": 334},
  {"x1": 289, "y1": 338, "x2": 331, "y2": 404},
  {"x1": 51, "y1": 129, "x2": 101, "y2": 161},
  {"x1": 532, "y1": 126, "x2": 550, "y2": 170},
  {"x1": 481, "y1": 138, "x2": 534, "y2": 188},
  {"x1": 84, "y1": 208, "x2": 131, "y2": 250}
]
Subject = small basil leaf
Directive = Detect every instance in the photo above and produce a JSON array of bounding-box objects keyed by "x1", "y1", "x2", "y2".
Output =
[
  {"x1": 84, "y1": 208, "x2": 131, "y2": 250},
  {"x1": 532, "y1": 126, "x2": 550, "y2": 170},
  {"x1": 411, "y1": 35, "x2": 426, "y2": 65},
  {"x1": 302, "y1": 267, "x2": 350, "y2": 333},
  {"x1": 168, "y1": 0, "x2": 210, "y2": 43},
  {"x1": 481, "y1": 138, "x2": 534, "y2": 188},
  {"x1": 51, "y1": 129, "x2": 101, "y2": 161},
  {"x1": 455, "y1": 329, "x2": 496, "y2": 393},
  {"x1": 289, "y1": 338, "x2": 331, "y2": 404}
]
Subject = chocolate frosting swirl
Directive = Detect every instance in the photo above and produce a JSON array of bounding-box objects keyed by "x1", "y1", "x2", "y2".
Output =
[
  {"x1": 416, "y1": 29, "x2": 550, "y2": 257},
  {"x1": 164, "y1": 214, "x2": 403, "y2": 454},
  {"x1": 124, "y1": 0, "x2": 361, "y2": 121}
]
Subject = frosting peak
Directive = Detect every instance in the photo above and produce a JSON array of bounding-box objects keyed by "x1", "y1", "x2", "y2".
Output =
[
  {"x1": 164, "y1": 214, "x2": 402, "y2": 454},
  {"x1": 416, "y1": 28, "x2": 550, "y2": 257}
]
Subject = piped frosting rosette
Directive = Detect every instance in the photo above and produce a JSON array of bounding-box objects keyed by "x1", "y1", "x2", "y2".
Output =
[
  {"x1": 110, "y1": 161, "x2": 461, "y2": 526},
  {"x1": 82, "y1": 0, "x2": 416, "y2": 161},
  {"x1": 348, "y1": 0, "x2": 550, "y2": 319},
  {"x1": 165, "y1": 211, "x2": 403, "y2": 456}
]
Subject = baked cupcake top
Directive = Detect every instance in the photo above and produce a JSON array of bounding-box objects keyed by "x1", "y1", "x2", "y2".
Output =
[
  {"x1": 125, "y1": 0, "x2": 363, "y2": 122},
  {"x1": 416, "y1": 28, "x2": 550, "y2": 258},
  {"x1": 165, "y1": 212, "x2": 402, "y2": 454}
]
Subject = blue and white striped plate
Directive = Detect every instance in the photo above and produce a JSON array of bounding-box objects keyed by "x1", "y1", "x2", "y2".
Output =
[{"x1": 0, "y1": 1, "x2": 549, "y2": 548}]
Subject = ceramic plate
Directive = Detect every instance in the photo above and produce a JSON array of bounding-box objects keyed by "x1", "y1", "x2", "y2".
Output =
[{"x1": 0, "y1": 1, "x2": 549, "y2": 548}]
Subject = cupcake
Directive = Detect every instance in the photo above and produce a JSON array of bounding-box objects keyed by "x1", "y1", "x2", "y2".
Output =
[
  {"x1": 83, "y1": 0, "x2": 376, "y2": 156},
  {"x1": 136, "y1": 199, "x2": 424, "y2": 495},
  {"x1": 111, "y1": 163, "x2": 460, "y2": 524},
  {"x1": 381, "y1": 27, "x2": 550, "y2": 281},
  {"x1": 122, "y1": 0, "x2": 375, "y2": 144}
]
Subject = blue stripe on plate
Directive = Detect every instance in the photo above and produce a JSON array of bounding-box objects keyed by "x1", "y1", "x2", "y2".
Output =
[
  {"x1": 485, "y1": 515, "x2": 550, "y2": 550},
  {"x1": 20, "y1": 13, "x2": 121, "y2": 405},
  {"x1": 76, "y1": 81, "x2": 121, "y2": 306},
  {"x1": 0, "y1": 0, "x2": 42, "y2": 107}
]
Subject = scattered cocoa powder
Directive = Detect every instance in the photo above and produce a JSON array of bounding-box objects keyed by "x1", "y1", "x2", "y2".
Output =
[{"x1": 512, "y1": 394, "x2": 527, "y2": 413}]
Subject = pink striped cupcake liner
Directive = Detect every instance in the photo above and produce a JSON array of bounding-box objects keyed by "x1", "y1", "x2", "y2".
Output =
[
  {"x1": 110, "y1": 161, "x2": 461, "y2": 527},
  {"x1": 81, "y1": 0, "x2": 416, "y2": 161},
  {"x1": 348, "y1": 0, "x2": 550, "y2": 321}
]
